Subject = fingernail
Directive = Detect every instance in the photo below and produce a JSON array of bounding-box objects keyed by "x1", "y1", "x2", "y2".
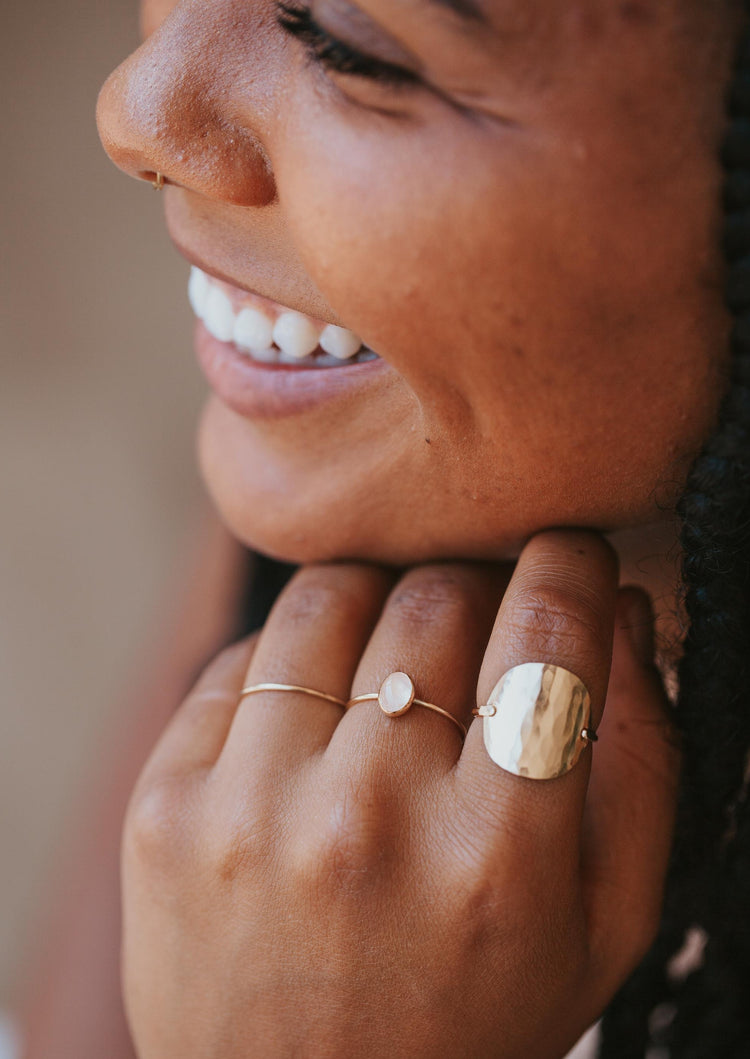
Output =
[{"x1": 617, "y1": 587, "x2": 655, "y2": 667}]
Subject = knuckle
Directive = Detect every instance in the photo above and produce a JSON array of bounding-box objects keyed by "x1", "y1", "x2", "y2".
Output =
[
  {"x1": 442, "y1": 851, "x2": 582, "y2": 979},
  {"x1": 504, "y1": 584, "x2": 609, "y2": 659},
  {"x1": 290, "y1": 780, "x2": 389, "y2": 897},
  {"x1": 456, "y1": 792, "x2": 542, "y2": 874},
  {"x1": 211, "y1": 815, "x2": 277, "y2": 886},
  {"x1": 387, "y1": 567, "x2": 473, "y2": 630},
  {"x1": 448, "y1": 857, "x2": 518, "y2": 934},
  {"x1": 124, "y1": 776, "x2": 194, "y2": 871},
  {"x1": 280, "y1": 567, "x2": 366, "y2": 629}
]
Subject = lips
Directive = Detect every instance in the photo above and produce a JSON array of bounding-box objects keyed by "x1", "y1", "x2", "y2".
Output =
[
  {"x1": 189, "y1": 267, "x2": 378, "y2": 368},
  {"x1": 189, "y1": 267, "x2": 388, "y2": 419}
]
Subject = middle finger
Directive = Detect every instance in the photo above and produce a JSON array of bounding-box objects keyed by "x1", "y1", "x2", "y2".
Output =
[{"x1": 331, "y1": 563, "x2": 509, "y2": 780}]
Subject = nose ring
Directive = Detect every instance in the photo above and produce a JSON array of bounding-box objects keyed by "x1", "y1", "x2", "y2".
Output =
[{"x1": 152, "y1": 172, "x2": 165, "y2": 190}]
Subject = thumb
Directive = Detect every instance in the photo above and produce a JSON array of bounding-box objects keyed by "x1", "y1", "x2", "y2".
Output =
[{"x1": 581, "y1": 587, "x2": 681, "y2": 994}]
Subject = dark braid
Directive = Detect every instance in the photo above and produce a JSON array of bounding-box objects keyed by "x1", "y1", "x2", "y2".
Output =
[{"x1": 598, "y1": 8, "x2": 750, "y2": 1057}]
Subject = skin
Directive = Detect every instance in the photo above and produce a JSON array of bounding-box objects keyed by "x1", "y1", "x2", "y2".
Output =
[
  {"x1": 87, "y1": 0, "x2": 742, "y2": 1054},
  {"x1": 121, "y1": 534, "x2": 680, "y2": 1057},
  {"x1": 97, "y1": 0, "x2": 740, "y2": 566}
]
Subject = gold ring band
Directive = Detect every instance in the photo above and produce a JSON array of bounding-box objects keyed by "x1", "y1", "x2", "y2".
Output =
[
  {"x1": 152, "y1": 171, "x2": 165, "y2": 190},
  {"x1": 473, "y1": 662, "x2": 596, "y2": 780},
  {"x1": 471, "y1": 704, "x2": 598, "y2": 743},
  {"x1": 347, "y1": 672, "x2": 467, "y2": 740},
  {"x1": 239, "y1": 683, "x2": 347, "y2": 709}
]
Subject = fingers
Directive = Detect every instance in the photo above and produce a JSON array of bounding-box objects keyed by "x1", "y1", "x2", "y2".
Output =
[
  {"x1": 136, "y1": 633, "x2": 259, "y2": 787},
  {"x1": 133, "y1": 563, "x2": 393, "y2": 809},
  {"x1": 220, "y1": 563, "x2": 394, "y2": 765},
  {"x1": 456, "y1": 530, "x2": 619, "y2": 870},
  {"x1": 582, "y1": 589, "x2": 680, "y2": 988},
  {"x1": 332, "y1": 563, "x2": 509, "y2": 780}
]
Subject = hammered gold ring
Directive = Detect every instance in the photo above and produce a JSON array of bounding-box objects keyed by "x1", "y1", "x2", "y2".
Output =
[
  {"x1": 346, "y1": 672, "x2": 468, "y2": 740},
  {"x1": 472, "y1": 662, "x2": 596, "y2": 781}
]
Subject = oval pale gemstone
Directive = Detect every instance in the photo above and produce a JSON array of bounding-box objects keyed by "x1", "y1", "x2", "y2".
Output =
[{"x1": 378, "y1": 672, "x2": 415, "y2": 715}]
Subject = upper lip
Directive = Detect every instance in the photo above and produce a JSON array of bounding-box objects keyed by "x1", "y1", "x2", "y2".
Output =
[{"x1": 170, "y1": 235, "x2": 343, "y2": 328}]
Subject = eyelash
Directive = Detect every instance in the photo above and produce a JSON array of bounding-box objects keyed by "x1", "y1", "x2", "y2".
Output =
[{"x1": 275, "y1": 2, "x2": 420, "y2": 88}]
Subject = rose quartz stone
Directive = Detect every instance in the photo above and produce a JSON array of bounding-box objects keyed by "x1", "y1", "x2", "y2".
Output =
[{"x1": 378, "y1": 672, "x2": 414, "y2": 714}]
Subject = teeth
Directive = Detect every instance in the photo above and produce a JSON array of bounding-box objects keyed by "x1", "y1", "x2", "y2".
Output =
[
  {"x1": 188, "y1": 267, "x2": 375, "y2": 365},
  {"x1": 272, "y1": 311, "x2": 321, "y2": 359},
  {"x1": 234, "y1": 308, "x2": 274, "y2": 354},
  {"x1": 203, "y1": 285, "x2": 235, "y2": 343},
  {"x1": 188, "y1": 266, "x2": 210, "y2": 319},
  {"x1": 319, "y1": 324, "x2": 362, "y2": 360},
  {"x1": 240, "y1": 343, "x2": 278, "y2": 363}
]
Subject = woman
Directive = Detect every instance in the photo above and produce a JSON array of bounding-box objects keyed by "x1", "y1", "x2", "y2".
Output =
[{"x1": 21, "y1": 0, "x2": 750, "y2": 1055}]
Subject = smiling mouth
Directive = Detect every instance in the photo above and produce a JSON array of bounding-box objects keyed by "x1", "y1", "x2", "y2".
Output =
[{"x1": 188, "y1": 267, "x2": 379, "y2": 368}]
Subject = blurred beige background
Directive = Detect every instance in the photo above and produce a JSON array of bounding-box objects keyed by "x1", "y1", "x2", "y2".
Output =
[{"x1": 1, "y1": 0, "x2": 207, "y2": 1007}]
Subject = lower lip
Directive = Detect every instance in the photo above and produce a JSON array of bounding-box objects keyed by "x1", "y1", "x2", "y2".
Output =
[{"x1": 195, "y1": 322, "x2": 389, "y2": 419}]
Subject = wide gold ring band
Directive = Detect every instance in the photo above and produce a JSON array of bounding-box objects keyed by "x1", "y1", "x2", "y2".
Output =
[
  {"x1": 472, "y1": 662, "x2": 596, "y2": 780},
  {"x1": 347, "y1": 672, "x2": 468, "y2": 740}
]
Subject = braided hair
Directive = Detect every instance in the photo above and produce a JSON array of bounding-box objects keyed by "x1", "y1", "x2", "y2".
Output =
[{"x1": 599, "y1": 8, "x2": 750, "y2": 1057}]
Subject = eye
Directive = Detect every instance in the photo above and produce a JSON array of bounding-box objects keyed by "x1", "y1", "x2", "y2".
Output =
[{"x1": 276, "y1": 2, "x2": 420, "y2": 89}]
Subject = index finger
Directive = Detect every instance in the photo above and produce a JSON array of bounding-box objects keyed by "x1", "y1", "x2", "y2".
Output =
[{"x1": 455, "y1": 530, "x2": 619, "y2": 868}]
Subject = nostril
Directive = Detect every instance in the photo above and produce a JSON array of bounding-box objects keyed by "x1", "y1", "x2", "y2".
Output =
[
  {"x1": 140, "y1": 171, "x2": 168, "y2": 190},
  {"x1": 96, "y1": 20, "x2": 278, "y2": 208}
]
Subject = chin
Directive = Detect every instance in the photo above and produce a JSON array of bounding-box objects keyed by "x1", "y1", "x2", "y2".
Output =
[
  {"x1": 196, "y1": 397, "x2": 675, "y2": 569},
  {"x1": 196, "y1": 402, "x2": 492, "y2": 567},
  {"x1": 196, "y1": 398, "x2": 405, "y2": 566}
]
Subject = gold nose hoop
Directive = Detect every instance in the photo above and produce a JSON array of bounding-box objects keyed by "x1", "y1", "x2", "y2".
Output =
[{"x1": 152, "y1": 172, "x2": 165, "y2": 190}]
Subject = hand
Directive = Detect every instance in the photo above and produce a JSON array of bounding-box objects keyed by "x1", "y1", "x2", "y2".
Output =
[{"x1": 121, "y1": 531, "x2": 679, "y2": 1059}]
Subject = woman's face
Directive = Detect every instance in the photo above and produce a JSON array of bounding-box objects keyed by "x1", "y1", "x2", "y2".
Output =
[{"x1": 98, "y1": 0, "x2": 739, "y2": 564}]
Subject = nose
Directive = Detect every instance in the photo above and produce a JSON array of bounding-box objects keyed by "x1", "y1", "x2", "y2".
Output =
[{"x1": 96, "y1": 2, "x2": 276, "y2": 207}]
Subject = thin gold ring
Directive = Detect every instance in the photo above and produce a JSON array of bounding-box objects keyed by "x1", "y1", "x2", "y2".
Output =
[
  {"x1": 239, "y1": 683, "x2": 347, "y2": 709},
  {"x1": 152, "y1": 171, "x2": 165, "y2": 190},
  {"x1": 347, "y1": 672, "x2": 467, "y2": 740}
]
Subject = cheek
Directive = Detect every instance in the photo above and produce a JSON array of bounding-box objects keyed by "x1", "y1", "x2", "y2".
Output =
[
  {"x1": 208, "y1": 85, "x2": 729, "y2": 564},
  {"x1": 276, "y1": 115, "x2": 548, "y2": 458},
  {"x1": 277, "y1": 112, "x2": 463, "y2": 357},
  {"x1": 278, "y1": 107, "x2": 727, "y2": 488}
]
